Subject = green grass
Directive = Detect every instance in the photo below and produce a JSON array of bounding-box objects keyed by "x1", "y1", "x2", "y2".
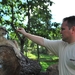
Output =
[
  {"x1": 40, "y1": 61, "x2": 57, "y2": 71},
  {"x1": 24, "y1": 51, "x2": 58, "y2": 71},
  {"x1": 39, "y1": 54, "x2": 58, "y2": 71}
]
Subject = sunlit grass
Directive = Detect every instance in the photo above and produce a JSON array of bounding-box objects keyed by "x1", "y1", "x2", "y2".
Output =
[
  {"x1": 24, "y1": 51, "x2": 37, "y2": 59},
  {"x1": 39, "y1": 54, "x2": 58, "y2": 60},
  {"x1": 39, "y1": 54, "x2": 58, "y2": 71},
  {"x1": 27, "y1": 52, "x2": 37, "y2": 59},
  {"x1": 40, "y1": 61, "x2": 56, "y2": 71}
]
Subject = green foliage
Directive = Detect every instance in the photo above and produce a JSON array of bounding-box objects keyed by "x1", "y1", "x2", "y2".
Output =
[{"x1": 0, "y1": 0, "x2": 61, "y2": 52}]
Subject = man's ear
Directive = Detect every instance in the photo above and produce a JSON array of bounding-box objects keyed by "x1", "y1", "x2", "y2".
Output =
[
  {"x1": 73, "y1": 26, "x2": 75, "y2": 30},
  {"x1": 71, "y1": 26, "x2": 75, "y2": 33}
]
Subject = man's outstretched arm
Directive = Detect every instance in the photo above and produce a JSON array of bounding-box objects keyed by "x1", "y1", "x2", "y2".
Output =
[{"x1": 17, "y1": 28, "x2": 45, "y2": 46}]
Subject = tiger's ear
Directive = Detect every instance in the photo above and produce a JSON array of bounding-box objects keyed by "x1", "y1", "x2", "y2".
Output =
[{"x1": 0, "y1": 27, "x2": 7, "y2": 36}]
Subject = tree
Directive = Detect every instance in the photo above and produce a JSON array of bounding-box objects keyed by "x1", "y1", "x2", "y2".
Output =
[{"x1": 0, "y1": 0, "x2": 61, "y2": 53}]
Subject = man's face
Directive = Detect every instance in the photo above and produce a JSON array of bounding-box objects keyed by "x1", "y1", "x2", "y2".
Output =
[{"x1": 60, "y1": 21, "x2": 72, "y2": 43}]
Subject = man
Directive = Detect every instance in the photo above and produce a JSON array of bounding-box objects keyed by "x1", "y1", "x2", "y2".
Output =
[{"x1": 17, "y1": 16, "x2": 75, "y2": 75}]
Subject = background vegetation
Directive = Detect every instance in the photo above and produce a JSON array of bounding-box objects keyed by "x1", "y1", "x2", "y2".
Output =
[{"x1": 0, "y1": 0, "x2": 61, "y2": 71}]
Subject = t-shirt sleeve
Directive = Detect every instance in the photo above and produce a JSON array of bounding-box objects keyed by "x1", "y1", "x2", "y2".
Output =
[{"x1": 43, "y1": 38, "x2": 62, "y2": 56}]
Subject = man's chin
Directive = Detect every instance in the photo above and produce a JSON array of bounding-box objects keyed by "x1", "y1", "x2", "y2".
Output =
[
  {"x1": 62, "y1": 39, "x2": 66, "y2": 42},
  {"x1": 62, "y1": 39, "x2": 68, "y2": 42}
]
